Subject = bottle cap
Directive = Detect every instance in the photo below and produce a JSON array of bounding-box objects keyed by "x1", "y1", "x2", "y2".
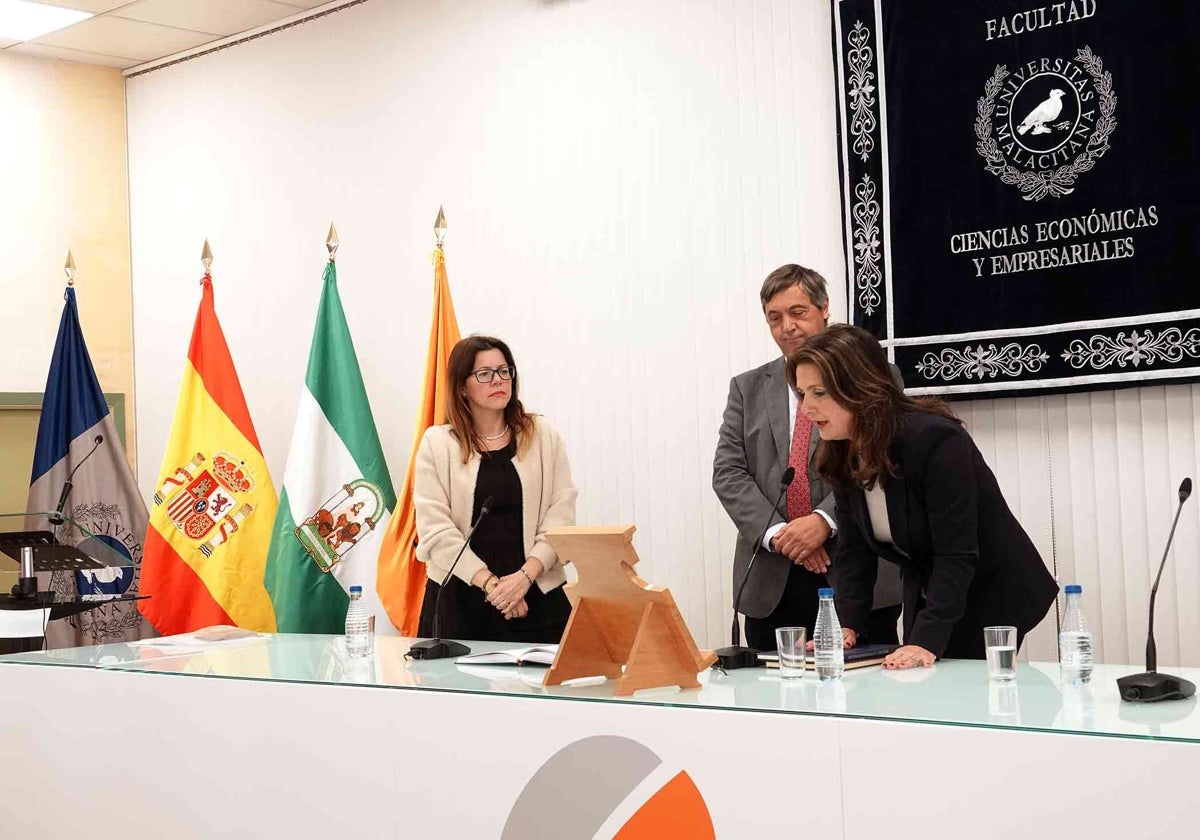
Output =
[
  {"x1": 349, "y1": 585, "x2": 363, "y2": 594},
  {"x1": 1064, "y1": 584, "x2": 1082, "y2": 594},
  {"x1": 818, "y1": 587, "x2": 835, "y2": 597}
]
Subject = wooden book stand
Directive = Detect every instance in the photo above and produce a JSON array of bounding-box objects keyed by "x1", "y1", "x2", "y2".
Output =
[{"x1": 542, "y1": 525, "x2": 716, "y2": 696}]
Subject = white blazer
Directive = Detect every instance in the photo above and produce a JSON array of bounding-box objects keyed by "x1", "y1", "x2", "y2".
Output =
[{"x1": 414, "y1": 417, "x2": 577, "y2": 592}]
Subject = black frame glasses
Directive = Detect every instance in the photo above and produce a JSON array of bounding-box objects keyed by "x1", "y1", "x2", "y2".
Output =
[{"x1": 470, "y1": 365, "x2": 517, "y2": 384}]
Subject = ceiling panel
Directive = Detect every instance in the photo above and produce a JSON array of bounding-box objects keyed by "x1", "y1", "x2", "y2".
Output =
[
  {"x1": 34, "y1": 15, "x2": 214, "y2": 60},
  {"x1": 0, "y1": 38, "x2": 18, "y2": 49},
  {"x1": 7, "y1": 41, "x2": 137, "y2": 69},
  {"x1": 34, "y1": 0, "x2": 132, "y2": 12},
  {"x1": 113, "y1": 0, "x2": 298, "y2": 38},
  {"x1": 269, "y1": 0, "x2": 335, "y2": 9}
]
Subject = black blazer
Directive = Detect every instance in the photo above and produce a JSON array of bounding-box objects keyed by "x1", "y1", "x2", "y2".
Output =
[{"x1": 832, "y1": 410, "x2": 1057, "y2": 658}]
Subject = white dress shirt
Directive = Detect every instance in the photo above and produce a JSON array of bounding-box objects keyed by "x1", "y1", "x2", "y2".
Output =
[
  {"x1": 762, "y1": 385, "x2": 838, "y2": 550},
  {"x1": 864, "y1": 481, "x2": 894, "y2": 545}
]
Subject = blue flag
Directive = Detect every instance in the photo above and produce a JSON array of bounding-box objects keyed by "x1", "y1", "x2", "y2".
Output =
[{"x1": 26, "y1": 287, "x2": 151, "y2": 646}]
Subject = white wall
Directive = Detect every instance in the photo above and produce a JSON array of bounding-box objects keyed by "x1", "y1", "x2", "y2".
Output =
[
  {"x1": 127, "y1": 0, "x2": 1200, "y2": 662},
  {"x1": 129, "y1": 0, "x2": 844, "y2": 649},
  {"x1": 0, "y1": 54, "x2": 136, "y2": 464}
]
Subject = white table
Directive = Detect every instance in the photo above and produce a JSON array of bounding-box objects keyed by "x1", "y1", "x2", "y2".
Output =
[{"x1": 1, "y1": 634, "x2": 1196, "y2": 839}]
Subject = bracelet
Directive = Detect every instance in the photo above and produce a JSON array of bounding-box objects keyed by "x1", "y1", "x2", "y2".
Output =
[
  {"x1": 482, "y1": 575, "x2": 498, "y2": 594},
  {"x1": 519, "y1": 568, "x2": 534, "y2": 587}
]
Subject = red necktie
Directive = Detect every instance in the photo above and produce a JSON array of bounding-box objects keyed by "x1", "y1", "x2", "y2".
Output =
[{"x1": 786, "y1": 410, "x2": 814, "y2": 521}]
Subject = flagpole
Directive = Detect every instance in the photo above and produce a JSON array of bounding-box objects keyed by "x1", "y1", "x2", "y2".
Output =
[
  {"x1": 201, "y1": 239, "x2": 213, "y2": 279},
  {"x1": 64, "y1": 250, "x2": 76, "y2": 287}
]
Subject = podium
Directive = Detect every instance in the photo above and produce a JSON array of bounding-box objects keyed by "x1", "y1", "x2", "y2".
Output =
[
  {"x1": 542, "y1": 525, "x2": 717, "y2": 695},
  {"x1": 0, "y1": 593, "x2": 144, "y2": 654},
  {"x1": 0, "y1": 515, "x2": 141, "y2": 654}
]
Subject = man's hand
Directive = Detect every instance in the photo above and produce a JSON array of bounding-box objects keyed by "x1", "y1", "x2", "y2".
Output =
[
  {"x1": 794, "y1": 545, "x2": 830, "y2": 574},
  {"x1": 771, "y1": 514, "x2": 831, "y2": 571}
]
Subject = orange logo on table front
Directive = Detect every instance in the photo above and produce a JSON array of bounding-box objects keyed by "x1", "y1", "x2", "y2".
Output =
[
  {"x1": 502, "y1": 736, "x2": 714, "y2": 839},
  {"x1": 153, "y1": 451, "x2": 256, "y2": 558}
]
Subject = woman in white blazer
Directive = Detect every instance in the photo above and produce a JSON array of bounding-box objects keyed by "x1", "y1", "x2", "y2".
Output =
[{"x1": 414, "y1": 335, "x2": 577, "y2": 643}]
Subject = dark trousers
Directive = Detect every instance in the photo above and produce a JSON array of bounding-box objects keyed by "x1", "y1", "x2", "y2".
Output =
[
  {"x1": 744, "y1": 564, "x2": 825, "y2": 651},
  {"x1": 745, "y1": 565, "x2": 902, "y2": 651}
]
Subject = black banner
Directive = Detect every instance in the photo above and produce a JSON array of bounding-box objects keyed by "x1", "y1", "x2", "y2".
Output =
[{"x1": 833, "y1": 0, "x2": 1200, "y2": 397}]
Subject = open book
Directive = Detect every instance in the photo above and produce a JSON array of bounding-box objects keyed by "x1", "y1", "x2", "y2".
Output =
[
  {"x1": 759, "y1": 643, "x2": 898, "y2": 671},
  {"x1": 456, "y1": 645, "x2": 558, "y2": 667}
]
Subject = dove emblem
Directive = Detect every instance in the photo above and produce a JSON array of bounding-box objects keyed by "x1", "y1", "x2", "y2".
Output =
[
  {"x1": 976, "y1": 48, "x2": 1116, "y2": 200},
  {"x1": 1017, "y1": 89, "x2": 1066, "y2": 135}
]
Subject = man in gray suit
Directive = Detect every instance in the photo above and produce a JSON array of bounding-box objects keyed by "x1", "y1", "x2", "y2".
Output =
[{"x1": 713, "y1": 264, "x2": 902, "y2": 651}]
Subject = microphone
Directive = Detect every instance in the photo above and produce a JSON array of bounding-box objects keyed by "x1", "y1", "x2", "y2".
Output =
[
  {"x1": 714, "y1": 466, "x2": 796, "y2": 670},
  {"x1": 407, "y1": 495, "x2": 495, "y2": 660},
  {"x1": 49, "y1": 435, "x2": 104, "y2": 527},
  {"x1": 12, "y1": 435, "x2": 105, "y2": 600},
  {"x1": 1118, "y1": 478, "x2": 1195, "y2": 703}
]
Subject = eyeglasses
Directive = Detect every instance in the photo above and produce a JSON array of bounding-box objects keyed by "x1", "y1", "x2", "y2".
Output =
[{"x1": 470, "y1": 365, "x2": 516, "y2": 384}]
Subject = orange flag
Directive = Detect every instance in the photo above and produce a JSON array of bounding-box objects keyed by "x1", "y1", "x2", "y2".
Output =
[{"x1": 377, "y1": 246, "x2": 461, "y2": 634}]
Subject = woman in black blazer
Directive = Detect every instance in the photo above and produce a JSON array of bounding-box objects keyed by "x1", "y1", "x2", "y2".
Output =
[{"x1": 788, "y1": 325, "x2": 1057, "y2": 669}]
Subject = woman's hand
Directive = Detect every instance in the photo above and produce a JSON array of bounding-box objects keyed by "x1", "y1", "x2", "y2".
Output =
[
  {"x1": 807, "y1": 627, "x2": 857, "y2": 651},
  {"x1": 486, "y1": 571, "x2": 532, "y2": 615},
  {"x1": 503, "y1": 599, "x2": 529, "y2": 620},
  {"x1": 881, "y1": 645, "x2": 935, "y2": 670}
]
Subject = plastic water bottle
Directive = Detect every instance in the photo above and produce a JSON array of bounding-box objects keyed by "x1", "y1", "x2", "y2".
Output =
[
  {"x1": 813, "y1": 587, "x2": 844, "y2": 681},
  {"x1": 1059, "y1": 584, "x2": 1093, "y2": 685},
  {"x1": 345, "y1": 585, "x2": 371, "y2": 659}
]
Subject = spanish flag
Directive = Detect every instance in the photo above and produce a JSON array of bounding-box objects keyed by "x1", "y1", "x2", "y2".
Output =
[
  {"x1": 376, "y1": 246, "x2": 460, "y2": 634},
  {"x1": 138, "y1": 272, "x2": 278, "y2": 635}
]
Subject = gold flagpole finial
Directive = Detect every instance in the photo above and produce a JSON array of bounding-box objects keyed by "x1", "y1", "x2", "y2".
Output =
[
  {"x1": 434, "y1": 205, "x2": 447, "y2": 248},
  {"x1": 326, "y1": 222, "x2": 339, "y2": 262},
  {"x1": 201, "y1": 239, "x2": 213, "y2": 274},
  {"x1": 64, "y1": 250, "x2": 76, "y2": 286}
]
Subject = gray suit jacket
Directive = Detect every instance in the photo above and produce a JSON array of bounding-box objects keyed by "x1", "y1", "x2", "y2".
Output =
[{"x1": 713, "y1": 357, "x2": 903, "y2": 618}]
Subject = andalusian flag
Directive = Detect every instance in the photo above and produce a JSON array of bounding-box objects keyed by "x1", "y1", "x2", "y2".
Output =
[
  {"x1": 376, "y1": 245, "x2": 460, "y2": 634},
  {"x1": 264, "y1": 260, "x2": 396, "y2": 633},
  {"x1": 138, "y1": 272, "x2": 278, "y2": 635}
]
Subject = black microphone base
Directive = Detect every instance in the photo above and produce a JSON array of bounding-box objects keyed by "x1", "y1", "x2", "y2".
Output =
[
  {"x1": 10, "y1": 576, "x2": 38, "y2": 600},
  {"x1": 1117, "y1": 671, "x2": 1197, "y2": 703},
  {"x1": 407, "y1": 638, "x2": 471, "y2": 661},
  {"x1": 714, "y1": 645, "x2": 762, "y2": 670}
]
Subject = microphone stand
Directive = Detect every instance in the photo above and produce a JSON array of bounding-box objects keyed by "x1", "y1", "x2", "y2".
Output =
[
  {"x1": 1117, "y1": 478, "x2": 1196, "y2": 703},
  {"x1": 48, "y1": 435, "x2": 104, "y2": 530},
  {"x1": 714, "y1": 467, "x2": 796, "y2": 670},
  {"x1": 407, "y1": 496, "x2": 494, "y2": 660},
  {"x1": 9, "y1": 435, "x2": 103, "y2": 601}
]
